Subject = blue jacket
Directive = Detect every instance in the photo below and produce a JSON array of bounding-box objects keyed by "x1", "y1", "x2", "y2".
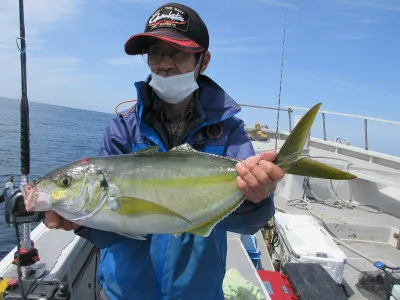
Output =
[{"x1": 76, "y1": 75, "x2": 275, "y2": 300}]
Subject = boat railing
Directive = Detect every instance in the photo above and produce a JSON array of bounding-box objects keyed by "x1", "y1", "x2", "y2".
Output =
[{"x1": 240, "y1": 103, "x2": 400, "y2": 152}]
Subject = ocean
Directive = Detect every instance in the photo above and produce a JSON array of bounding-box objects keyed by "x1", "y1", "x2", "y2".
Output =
[{"x1": 0, "y1": 97, "x2": 113, "y2": 259}]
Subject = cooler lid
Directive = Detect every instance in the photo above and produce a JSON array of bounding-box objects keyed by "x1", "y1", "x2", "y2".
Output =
[{"x1": 274, "y1": 212, "x2": 346, "y2": 261}]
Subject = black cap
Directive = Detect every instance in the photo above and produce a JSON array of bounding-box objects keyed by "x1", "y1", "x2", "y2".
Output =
[{"x1": 124, "y1": 3, "x2": 209, "y2": 55}]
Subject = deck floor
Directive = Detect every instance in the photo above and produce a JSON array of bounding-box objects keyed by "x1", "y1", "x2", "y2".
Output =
[{"x1": 272, "y1": 195, "x2": 400, "y2": 300}]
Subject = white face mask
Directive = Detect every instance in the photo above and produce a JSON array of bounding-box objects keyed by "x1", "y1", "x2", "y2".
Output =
[
  {"x1": 148, "y1": 55, "x2": 203, "y2": 105},
  {"x1": 149, "y1": 71, "x2": 199, "y2": 104}
]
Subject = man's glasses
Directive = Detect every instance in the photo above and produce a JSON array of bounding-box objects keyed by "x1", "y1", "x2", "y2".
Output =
[{"x1": 144, "y1": 47, "x2": 193, "y2": 65}]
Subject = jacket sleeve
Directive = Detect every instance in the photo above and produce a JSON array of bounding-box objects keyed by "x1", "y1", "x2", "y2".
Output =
[
  {"x1": 74, "y1": 115, "x2": 133, "y2": 248},
  {"x1": 216, "y1": 119, "x2": 275, "y2": 234}
]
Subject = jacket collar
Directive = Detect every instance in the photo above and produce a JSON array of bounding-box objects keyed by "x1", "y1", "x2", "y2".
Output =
[{"x1": 134, "y1": 74, "x2": 241, "y2": 126}]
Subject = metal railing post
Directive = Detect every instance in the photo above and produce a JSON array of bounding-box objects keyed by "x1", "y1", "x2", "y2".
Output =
[
  {"x1": 364, "y1": 118, "x2": 369, "y2": 150},
  {"x1": 322, "y1": 113, "x2": 327, "y2": 141}
]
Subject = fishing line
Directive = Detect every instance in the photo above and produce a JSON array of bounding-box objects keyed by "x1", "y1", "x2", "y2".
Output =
[{"x1": 274, "y1": 10, "x2": 288, "y2": 151}]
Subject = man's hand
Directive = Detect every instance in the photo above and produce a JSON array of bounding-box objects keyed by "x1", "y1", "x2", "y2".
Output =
[
  {"x1": 236, "y1": 152, "x2": 284, "y2": 203},
  {"x1": 45, "y1": 211, "x2": 81, "y2": 231}
]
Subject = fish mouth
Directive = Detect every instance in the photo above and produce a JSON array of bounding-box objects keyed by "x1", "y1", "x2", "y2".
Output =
[
  {"x1": 22, "y1": 184, "x2": 52, "y2": 211},
  {"x1": 22, "y1": 184, "x2": 36, "y2": 211}
]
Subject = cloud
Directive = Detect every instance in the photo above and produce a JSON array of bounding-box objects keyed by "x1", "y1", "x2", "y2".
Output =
[
  {"x1": 0, "y1": 53, "x2": 103, "y2": 100},
  {"x1": 256, "y1": 0, "x2": 298, "y2": 9},
  {"x1": 325, "y1": 9, "x2": 379, "y2": 25},
  {"x1": 107, "y1": 56, "x2": 147, "y2": 66},
  {"x1": 333, "y1": 0, "x2": 400, "y2": 11},
  {"x1": 354, "y1": 18, "x2": 378, "y2": 24},
  {"x1": 308, "y1": 20, "x2": 341, "y2": 29},
  {"x1": 327, "y1": 10, "x2": 379, "y2": 24},
  {"x1": 208, "y1": 36, "x2": 293, "y2": 54},
  {"x1": 0, "y1": 0, "x2": 84, "y2": 55},
  {"x1": 329, "y1": 10, "x2": 361, "y2": 18},
  {"x1": 0, "y1": 1, "x2": 107, "y2": 110},
  {"x1": 336, "y1": 32, "x2": 371, "y2": 40},
  {"x1": 0, "y1": 0, "x2": 83, "y2": 54},
  {"x1": 288, "y1": 69, "x2": 369, "y2": 95},
  {"x1": 116, "y1": 0, "x2": 164, "y2": 3},
  {"x1": 210, "y1": 46, "x2": 266, "y2": 54},
  {"x1": 24, "y1": 0, "x2": 82, "y2": 24}
]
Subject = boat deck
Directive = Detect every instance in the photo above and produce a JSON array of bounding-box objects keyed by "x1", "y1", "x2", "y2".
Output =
[
  {"x1": 248, "y1": 137, "x2": 400, "y2": 299},
  {"x1": 273, "y1": 194, "x2": 400, "y2": 299}
]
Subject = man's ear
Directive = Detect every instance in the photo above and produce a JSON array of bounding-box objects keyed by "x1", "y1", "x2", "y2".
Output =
[{"x1": 199, "y1": 51, "x2": 211, "y2": 74}]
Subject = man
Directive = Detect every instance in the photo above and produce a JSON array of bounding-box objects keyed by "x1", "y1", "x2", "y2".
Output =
[{"x1": 45, "y1": 2, "x2": 284, "y2": 299}]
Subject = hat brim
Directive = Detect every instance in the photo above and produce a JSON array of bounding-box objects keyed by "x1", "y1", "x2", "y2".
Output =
[{"x1": 124, "y1": 29, "x2": 205, "y2": 55}]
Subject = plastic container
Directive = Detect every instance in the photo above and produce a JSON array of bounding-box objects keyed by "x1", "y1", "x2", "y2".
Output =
[
  {"x1": 274, "y1": 212, "x2": 347, "y2": 284},
  {"x1": 240, "y1": 234, "x2": 261, "y2": 269},
  {"x1": 248, "y1": 251, "x2": 261, "y2": 269},
  {"x1": 257, "y1": 270, "x2": 297, "y2": 299},
  {"x1": 392, "y1": 285, "x2": 400, "y2": 300}
]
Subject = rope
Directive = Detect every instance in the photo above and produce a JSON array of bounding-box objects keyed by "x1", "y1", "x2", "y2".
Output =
[{"x1": 114, "y1": 100, "x2": 137, "y2": 117}]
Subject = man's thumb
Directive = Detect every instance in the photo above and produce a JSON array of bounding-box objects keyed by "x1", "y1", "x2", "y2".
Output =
[{"x1": 260, "y1": 151, "x2": 277, "y2": 162}]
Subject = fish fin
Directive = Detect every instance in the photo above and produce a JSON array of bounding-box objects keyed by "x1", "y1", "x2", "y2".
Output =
[
  {"x1": 181, "y1": 197, "x2": 246, "y2": 237},
  {"x1": 116, "y1": 196, "x2": 191, "y2": 223},
  {"x1": 275, "y1": 103, "x2": 356, "y2": 180},
  {"x1": 185, "y1": 217, "x2": 221, "y2": 237},
  {"x1": 129, "y1": 146, "x2": 159, "y2": 155},
  {"x1": 169, "y1": 143, "x2": 198, "y2": 153},
  {"x1": 286, "y1": 157, "x2": 357, "y2": 180},
  {"x1": 276, "y1": 103, "x2": 321, "y2": 166}
]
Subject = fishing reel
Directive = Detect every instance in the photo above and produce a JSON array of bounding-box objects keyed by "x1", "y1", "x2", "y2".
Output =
[
  {"x1": 0, "y1": 178, "x2": 73, "y2": 299},
  {"x1": 1, "y1": 177, "x2": 43, "y2": 299},
  {"x1": 1, "y1": 176, "x2": 44, "y2": 269},
  {"x1": 1, "y1": 176, "x2": 44, "y2": 225}
]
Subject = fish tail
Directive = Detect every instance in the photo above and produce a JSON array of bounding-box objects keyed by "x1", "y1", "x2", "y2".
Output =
[{"x1": 275, "y1": 103, "x2": 356, "y2": 180}]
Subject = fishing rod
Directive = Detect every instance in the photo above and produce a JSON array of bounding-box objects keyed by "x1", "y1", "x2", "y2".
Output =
[
  {"x1": 1, "y1": 1, "x2": 100, "y2": 298},
  {"x1": 1, "y1": 0, "x2": 41, "y2": 296},
  {"x1": 0, "y1": 1, "x2": 69, "y2": 299},
  {"x1": 17, "y1": 0, "x2": 35, "y2": 281}
]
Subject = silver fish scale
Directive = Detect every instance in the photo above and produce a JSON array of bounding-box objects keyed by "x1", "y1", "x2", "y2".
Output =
[
  {"x1": 98, "y1": 150, "x2": 242, "y2": 223},
  {"x1": 104, "y1": 151, "x2": 238, "y2": 180}
]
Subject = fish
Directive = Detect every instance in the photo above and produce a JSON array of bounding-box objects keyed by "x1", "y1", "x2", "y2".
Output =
[{"x1": 22, "y1": 102, "x2": 356, "y2": 239}]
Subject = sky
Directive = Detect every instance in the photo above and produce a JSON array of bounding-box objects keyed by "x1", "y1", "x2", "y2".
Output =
[{"x1": 0, "y1": 0, "x2": 399, "y2": 155}]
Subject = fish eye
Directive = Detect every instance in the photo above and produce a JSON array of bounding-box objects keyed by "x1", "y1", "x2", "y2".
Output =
[{"x1": 57, "y1": 175, "x2": 73, "y2": 188}]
